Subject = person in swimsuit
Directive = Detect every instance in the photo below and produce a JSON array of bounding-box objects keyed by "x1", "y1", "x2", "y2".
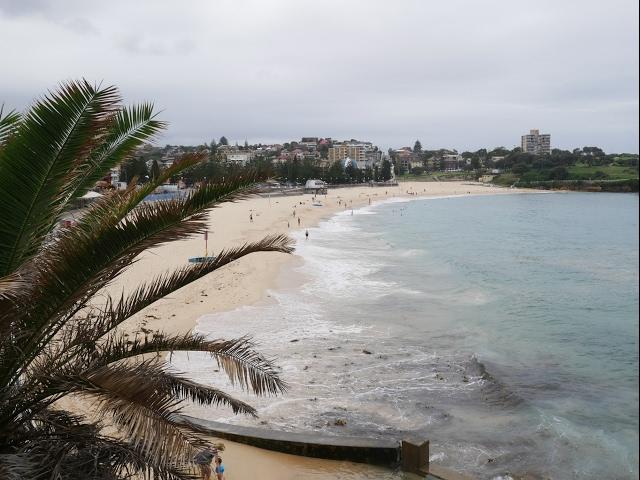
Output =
[{"x1": 214, "y1": 456, "x2": 225, "y2": 479}]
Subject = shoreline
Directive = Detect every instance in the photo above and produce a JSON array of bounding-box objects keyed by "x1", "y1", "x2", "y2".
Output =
[
  {"x1": 116, "y1": 181, "x2": 533, "y2": 337},
  {"x1": 73, "y1": 182, "x2": 537, "y2": 479}
]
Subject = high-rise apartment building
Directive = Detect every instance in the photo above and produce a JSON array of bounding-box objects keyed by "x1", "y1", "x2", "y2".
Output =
[
  {"x1": 328, "y1": 144, "x2": 366, "y2": 162},
  {"x1": 521, "y1": 129, "x2": 551, "y2": 154}
]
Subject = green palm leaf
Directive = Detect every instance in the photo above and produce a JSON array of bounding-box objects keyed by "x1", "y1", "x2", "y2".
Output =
[
  {"x1": 0, "y1": 107, "x2": 21, "y2": 145},
  {"x1": 1, "y1": 81, "x2": 290, "y2": 479},
  {"x1": 66, "y1": 103, "x2": 166, "y2": 201},
  {"x1": 0, "y1": 80, "x2": 120, "y2": 276},
  {"x1": 1, "y1": 174, "x2": 266, "y2": 387}
]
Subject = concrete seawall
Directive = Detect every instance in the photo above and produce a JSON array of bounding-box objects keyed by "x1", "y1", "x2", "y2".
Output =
[
  {"x1": 177, "y1": 414, "x2": 400, "y2": 466},
  {"x1": 178, "y1": 415, "x2": 473, "y2": 479}
]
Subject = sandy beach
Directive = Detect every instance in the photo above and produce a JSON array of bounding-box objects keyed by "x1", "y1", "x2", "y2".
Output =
[
  {"x1": 115, "y1": 181, "x2": 527, "y2": 335},
  {"x1": 67, "y1": 181, "x2": 530, "y2": 479}
]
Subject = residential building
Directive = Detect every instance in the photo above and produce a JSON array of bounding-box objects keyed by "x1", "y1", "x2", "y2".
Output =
[
  {"x1": 328, "y1": 144, "x2": 366, "y2": 163},
  {"x1": 443, "y1": 154, "x2": 464, "y2": 171},
  {"x1": 395, "y1": 148, "x2": 418, "y2": 172},
  {"x1": 226, "y1": 152, "x2": 253, "y2": 165},
  {"x1": 300, "y1": 137, "x2": 319, "y2": 149},
  {"x1": 365, "y1": 149, "x2": 382, "y2": 165},
  {"x1": 521, "y1": 129, "x2": 551, "y2": 155}
]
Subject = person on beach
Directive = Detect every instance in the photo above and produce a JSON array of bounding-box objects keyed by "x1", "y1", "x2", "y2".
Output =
[
  {"x1": 194, "y1": 447, "x2": 218, "y2": 480},
  {"x1": 249, "y1": 212, "x2": 253, "y2": 223},
  {"x1": 297, "y1": 217, "x2": 301, "y2": 226},
  {"x1": 305, "y1": 229, "x2": 309, "y2": 240},
  {"x1": 214, "y1": 456, "x2": 225, "y2": 479}
]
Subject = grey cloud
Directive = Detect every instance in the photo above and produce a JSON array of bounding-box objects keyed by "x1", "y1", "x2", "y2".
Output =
[
  {"x1": 117, "y1": 34, "x2": 195, "y2": 56},
  {"x1": 0, "y1": 0, "x2": 638, "y2": 153},
  {"x1": 0, "y1": 0, "x2": 50, "y2": 16},
  {"x1": 62, "y1": 17, "x2": 98, "y2": 35}
]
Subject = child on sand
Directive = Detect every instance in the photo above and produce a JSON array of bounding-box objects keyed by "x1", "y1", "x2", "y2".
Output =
[{"x1": 214, "y1": 456, "x2": 225, "y2": 479}]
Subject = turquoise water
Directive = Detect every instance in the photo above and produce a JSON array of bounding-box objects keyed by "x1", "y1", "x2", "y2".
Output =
[
  {"x1": 179, "y1": 192, "x2": 639, "y2": 479},
  {"x1": 359, "y1": 193, "x2": 639, "y2": 477}
]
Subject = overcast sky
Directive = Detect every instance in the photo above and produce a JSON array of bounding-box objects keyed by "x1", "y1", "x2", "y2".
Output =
[{"x1": 0, "y1": 0, "x2": 638, "y2": 153}]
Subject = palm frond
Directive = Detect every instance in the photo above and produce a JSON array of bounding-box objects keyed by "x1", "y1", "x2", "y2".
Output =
[
  {"x1": 91, "y1": 332, "x2": 285, "y2": 397},
  {"x1": 88, "y1": 333, "x2": 287, "y2": 396},
  {"x1": 68, "y1": 363, "x2": 210, "y2": 467},
  {"x1": 1, "y1": 173, "x2": 267, "y2": 387},
  {"x1": 74, "y1": 151, "x2": 205, "y2": 236},
  {"x1": 1, "y1": 81, "x2": 289, "y2": 479},
  {"x1": 72, "y1": 234, "x2": 292, "y2": 340},
  {"x1": 7, "y1": 409, "x2": 199, "y2": 480},
  {"x1": 0, "y1": 107, "x2": 21, "y2": 145},
  {"x1": 6, "y1": 236, "x2": 290, "y2": 399},
  {"x1": 97, "y1": 358, "x2": 258, "y2": 416},
  {"x1": 66, "y1": 103, "x2": 166, "y2": 201},
  {"x1": 0, "y1": 79, "x2": 120, "y2": 276},
  {"x1": 0, "y1": 271, "x2": 30, "y2": 302}
]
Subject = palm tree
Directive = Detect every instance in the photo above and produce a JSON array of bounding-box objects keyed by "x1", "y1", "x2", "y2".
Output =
[{"x1": 0, "y1": 81, "x2": 291, "y2": 479}]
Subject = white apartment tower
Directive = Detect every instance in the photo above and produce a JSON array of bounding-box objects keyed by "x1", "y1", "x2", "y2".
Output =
[{"x1": 521, "y1": 129, "x2": 551, "y2": 155}]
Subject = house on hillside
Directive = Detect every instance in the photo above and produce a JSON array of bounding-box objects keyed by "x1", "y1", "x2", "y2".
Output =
[
  {"x1": 442, "y1": 154, "x2": 464, "y2": 171},
  {"x1": 300, "y1": 137, "x2": 319, "y2": 149},
  {"x1": 226, "y1": 152, "x2": 253, "y2": 165}
]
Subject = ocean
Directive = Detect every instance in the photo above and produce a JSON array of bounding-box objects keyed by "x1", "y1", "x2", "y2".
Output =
[{"x1": 174, "y1": 192, "x2": 639, "y2": 479}]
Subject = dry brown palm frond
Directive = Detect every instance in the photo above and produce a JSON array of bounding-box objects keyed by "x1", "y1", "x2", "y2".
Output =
[
  {"x1": 52, "y1": 362, "x2": 211, "y2": 468},
  {"x1": 7, "y1": 409, "x2": 199, "y2": 480},
  {"x1": 19, "y1": 333, "x2": 281, "y2": 422},
  {"x1": 8, "y1": 234, "x2": 292, "y2": 392},
  {"x1": 91, "y1": 333, "x2": 285, "y2": 396}
]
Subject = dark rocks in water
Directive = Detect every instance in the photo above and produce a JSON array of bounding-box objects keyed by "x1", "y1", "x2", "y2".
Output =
[
  {"x1": 362, "y1": 349, "x2": 372, "y2": 354},
  {"x1": 334, "y1": 419, "x2": 347, "y2": 426}
]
